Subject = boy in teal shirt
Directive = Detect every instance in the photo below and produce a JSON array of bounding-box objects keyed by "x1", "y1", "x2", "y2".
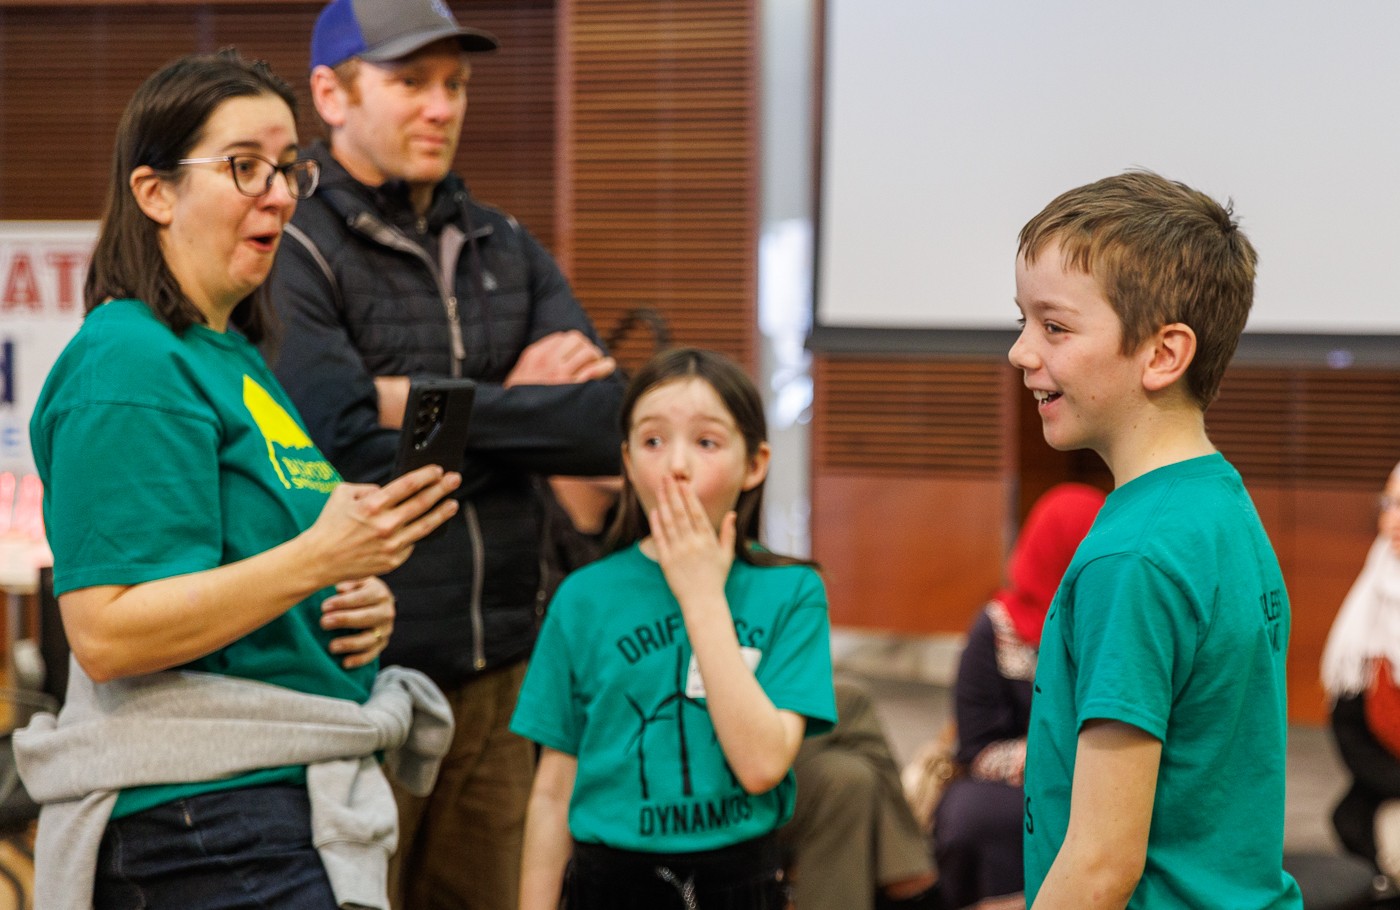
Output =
[{"x1": 1010, "y1": 171, "x2": 1302, "y2": 909}]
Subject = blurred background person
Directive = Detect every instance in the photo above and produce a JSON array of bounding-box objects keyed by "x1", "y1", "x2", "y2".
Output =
[
  {"x1": 1322, "y1": 461, "x2": 1400, "y2": 886},
  {"x1": 933, "y1": 483, "x2": 1104, "y2": 910},
  {"x1": 780, "y1": 675, "x2": 938, "y2": 910}
]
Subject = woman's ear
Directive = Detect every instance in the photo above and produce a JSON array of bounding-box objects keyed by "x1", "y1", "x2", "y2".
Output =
[
  {"x1": 742, "y1": 441, "x2": 772, "y2": 491},
  {"x1": 129, "y1": 166, "x2": 174, "y2": 227},
  {"x1": 1142, "y1": 322, "x2": 1197, "y2": 394}
]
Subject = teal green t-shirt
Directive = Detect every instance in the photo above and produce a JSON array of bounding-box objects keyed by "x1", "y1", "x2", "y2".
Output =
[
  {"x1": 510, "y1": 543, "x2": 837, "y2": 853},
  {"x1": 30, "y1": 298, "x2": 372, "y2": 816},
  {"x1": 1023, "y1": 454, "x2": 1301, "y2": 908}
]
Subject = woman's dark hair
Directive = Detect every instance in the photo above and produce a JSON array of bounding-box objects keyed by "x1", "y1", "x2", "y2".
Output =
[
  {"x1": 606, "y1": 347, "x2": 816, "y2": 570},
  {"x1": 84, "y1": 49, "x2": 298, "y2": 342}
]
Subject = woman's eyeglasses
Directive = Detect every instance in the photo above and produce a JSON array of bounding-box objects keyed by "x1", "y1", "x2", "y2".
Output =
[{"x1": 175, "y1": 154, "x2": 320, "y2": 200}]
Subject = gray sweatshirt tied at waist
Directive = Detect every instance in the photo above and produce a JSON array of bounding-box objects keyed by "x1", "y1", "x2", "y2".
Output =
[{"x1": 13, "y1": 661, "x2": 454, "y2": 910}]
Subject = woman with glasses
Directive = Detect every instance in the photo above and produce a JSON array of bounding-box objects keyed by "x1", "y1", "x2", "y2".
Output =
[
  {"x1": 23, "y1": 51, "x2": 461, "y2": 908},
  {"x1": 1322, "y1": 462, "x2": 1400, "y2": 891}
]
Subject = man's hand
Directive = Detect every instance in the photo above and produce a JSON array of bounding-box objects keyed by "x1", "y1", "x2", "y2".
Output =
[
  {"x1": 504, "y1": 330, "x2": 617, "y2": 388},
  {"x1": 375, "y1": 376, "x2": 411, "y2": 430},
  {"x1": 375, "y1": 330, "x2": 615, "y2": 426}
]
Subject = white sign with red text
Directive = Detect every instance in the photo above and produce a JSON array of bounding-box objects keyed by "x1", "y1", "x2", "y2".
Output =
[{"x1": 0, "y1": 221, "x2": 97, "y2": 474}]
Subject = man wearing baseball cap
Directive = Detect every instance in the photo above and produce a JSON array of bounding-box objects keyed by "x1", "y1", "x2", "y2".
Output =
[{"x1": 264, "y1": 1, "x2": 625, "y2": 906}]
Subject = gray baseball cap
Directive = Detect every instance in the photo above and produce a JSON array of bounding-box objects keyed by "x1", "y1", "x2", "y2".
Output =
[{"x1": 311, "y1": 0, "x2": 498, "y2": 70}]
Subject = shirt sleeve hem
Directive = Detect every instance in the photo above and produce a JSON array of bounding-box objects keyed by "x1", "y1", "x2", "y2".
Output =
[
  {"x1": 773, "y1": 697, "x2": 839, "y2": 736},
  {"x1": 1077, "y1": 698, "x2": 1167, "y2": 742},
  {"x1": 54, "y1": 559, "x2": 218, "y2": 597},
  {"x1": 508, "y1": 720, "x2": 578, "y2": 756}
]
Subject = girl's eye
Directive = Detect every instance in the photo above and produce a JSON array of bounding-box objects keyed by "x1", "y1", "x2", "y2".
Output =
[
  {"x1": 1045, "y1": 322, "x2": 1066, "y2": 335},
  {"x1": 698, "y1": 437, "x2": 720, "y2": 450},
  {"x1": 641, "y1": 436, "x2": 663, "y2": 449},
  {"x1": 1015, "y1": 316, "x2": 1027, "y2": 329}
]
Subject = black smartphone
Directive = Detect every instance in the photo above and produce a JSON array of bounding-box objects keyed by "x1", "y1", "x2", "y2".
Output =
[{"x1": 392, "y1": 378, "x2": 476, "y2": 477}]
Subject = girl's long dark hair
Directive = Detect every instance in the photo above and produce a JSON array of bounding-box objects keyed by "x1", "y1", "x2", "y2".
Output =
[
  {"x1": 84, "y1": 49, "x2": 297, "y2": 342},
  {"x1": 606, "y1": 347, "x2": 817, "y2": 570}
]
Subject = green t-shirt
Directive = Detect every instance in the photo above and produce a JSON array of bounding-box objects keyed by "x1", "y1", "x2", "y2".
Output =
[
  {"x1": 30, "y1": 298, "x2": 371, "y2": 816},
  {"x1": 1023, "y1": 454, "x2": 1301, "y2": 908},
  {"x1": 511, "y1": 543, "x2": 837, "y2": 853}
]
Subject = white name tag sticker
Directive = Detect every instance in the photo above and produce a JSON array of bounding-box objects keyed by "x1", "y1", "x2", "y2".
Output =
[{"x1": 685, "y1": 646, "x2": 762, "y2": 700}]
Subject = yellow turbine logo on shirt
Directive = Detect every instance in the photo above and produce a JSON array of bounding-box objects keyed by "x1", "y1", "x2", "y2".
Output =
[{"x1": 242, "y1": 376, "x2": 339, "y2": 494}]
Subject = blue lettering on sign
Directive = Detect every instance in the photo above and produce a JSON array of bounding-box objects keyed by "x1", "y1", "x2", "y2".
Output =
[{"x1": 0, "y1": 341, "x2": 11, "y2": 405}]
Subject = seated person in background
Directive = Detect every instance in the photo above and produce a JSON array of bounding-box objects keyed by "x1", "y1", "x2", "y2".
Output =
[
  {"x1": 934, "y1": 483, "x2": 1104, "y2": 910},
  {"x1": 1321, "y1": 460, "x2": 1400, "y2": 882},
  {"x1": 779, "y1": 675, "x2": 938, "y2": 910}
]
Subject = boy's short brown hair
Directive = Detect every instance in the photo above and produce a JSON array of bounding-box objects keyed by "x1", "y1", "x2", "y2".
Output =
[{"x1": 1018, "y1": 170, "x2": 1257, "y2": 407}]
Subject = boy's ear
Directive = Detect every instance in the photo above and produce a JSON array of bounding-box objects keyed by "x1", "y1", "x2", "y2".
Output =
[
  {"x1": 742, "y1": 441, "x2": 772, "y2": 492},
  {"x1": 1142, "y1": 322, "x2": 1197, "y2": 393}
]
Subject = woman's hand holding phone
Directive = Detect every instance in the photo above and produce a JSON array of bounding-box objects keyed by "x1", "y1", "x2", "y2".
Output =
[{"x1": 300, "y1": 465, "x2": 461, "y2": 583}]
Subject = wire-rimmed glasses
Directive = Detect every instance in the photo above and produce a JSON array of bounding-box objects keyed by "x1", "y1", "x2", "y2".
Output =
[{"x1": 175, "y1": 154, "x2": 320, "y2": 200}]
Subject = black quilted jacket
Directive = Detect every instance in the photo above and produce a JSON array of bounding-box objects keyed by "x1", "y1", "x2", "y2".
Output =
[{"x1": 264, "y1": 142, "x2": 624, "y2": 686}]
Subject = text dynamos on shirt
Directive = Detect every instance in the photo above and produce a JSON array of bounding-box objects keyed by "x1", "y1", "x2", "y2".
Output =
[{"x1": 639, "y1": 793, "x2": 755, "y2": 837}]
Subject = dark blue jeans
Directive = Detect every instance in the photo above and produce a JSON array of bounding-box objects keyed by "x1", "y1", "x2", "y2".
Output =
[{"x1": 94, "y1": 784, "x2": 338, "y2": 910}]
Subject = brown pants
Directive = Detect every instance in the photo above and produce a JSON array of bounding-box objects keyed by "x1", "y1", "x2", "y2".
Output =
[
  {"x1": 389, "y1": 661, "x2": 535, "y2": 910},
  {"x1": 777, "y1": 677, "x2": 933, "y2": 910}
]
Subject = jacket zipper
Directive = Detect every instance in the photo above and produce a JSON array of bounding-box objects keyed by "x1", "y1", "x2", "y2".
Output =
[
  {"x1": 345, "y1": 212, "x2": 479, "y2": 378},
  {"x1": 346, "y1": 211, "x2": 492, "y2": 670},
  {"x1": 445, "y1": 295, "x2": 467, "y2": 369},
  {"x1": 535, "y1": 550, "x2": 550, "y2": 625},
  {"x1": 466, "y1": 502, "x2": 487, "y2": 671}
]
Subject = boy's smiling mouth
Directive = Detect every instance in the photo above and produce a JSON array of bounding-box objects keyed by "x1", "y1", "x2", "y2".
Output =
[{"x1": 1033, "y1": 389, "x2": 1062, "y2": 406}]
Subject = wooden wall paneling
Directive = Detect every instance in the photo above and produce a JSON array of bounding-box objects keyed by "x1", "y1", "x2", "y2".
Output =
[
  {"x1": 1211, "y1": 366, "x2": 1400, "y2": 485},
  {"x1": 0, "y1": 6, "x2": 242, "y2": 220},
  {"x1": 563, "y1": 0, "x2": 758, "y2": 369},
  {"x1": 811, "y1": 354, "x2": 1015, "y2": 635},
  {"x1": 456, "y1": 0, "x2": 557, "y2": 250},
  {"x1": 2, "y1": 0, "x2": 314, "y2": 6},
  {"x1": 816, "y1": 357, "x2": 1009, "y2": 474},
  {"x1": 1211, "y1": 365, "x2": 1400, "y2": 719},
  {"x1": 1013, "y1": 383, "x2": 1112, "y2": 520},
  {"x1": 815, "y1": 471, "x2": 1009, "y2": 635},
  {"x1": 1279, "y1": 486, "x2": 1377, "y2": 724},
  {"x1": 811, "y1": 350, "x2": 1400, "y2": 719},
  {"x1": 0, "y1": 2, "x2": 557, "y2": 243},
  {"x1": 1250, "y1": 481, "x2": 1376, "y2": 725}
]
